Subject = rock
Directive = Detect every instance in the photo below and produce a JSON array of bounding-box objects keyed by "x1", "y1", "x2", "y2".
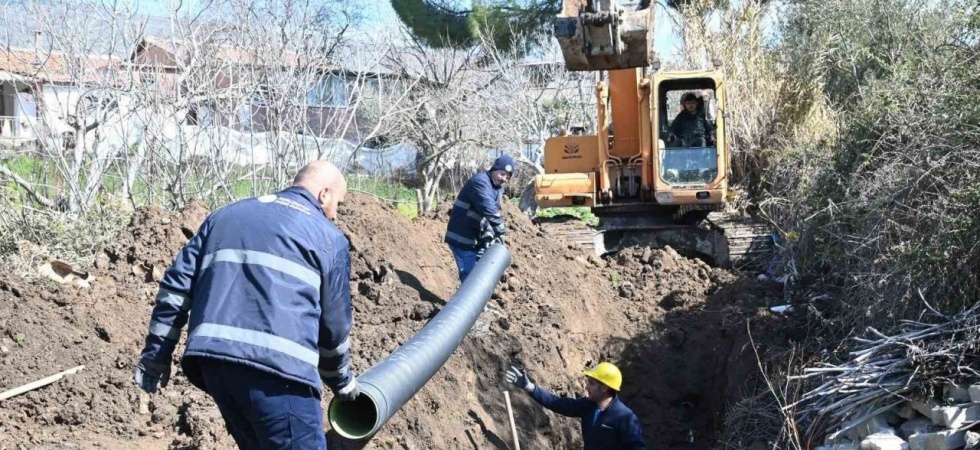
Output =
[
  {"x1": 357, "y1": 282, "x2": 381, "y2": 303},
  {"x1": 896, "y1": 404, "x2": 919, "y2": 420},
  {"x1": 618, "y1": 282, "x2": 634, "y2": 299},
  {"x1": 910, "y1": 400, "x2": 941, "y2": 423},
  {"x1": 943, "y1": 384, "x2": 972, "y2": 403},
  {"x1": 860, "y1": 432, "x2": 909, "y2": 450},
  {"x1": 845, "y1": 415, "x2": 891, "y2": 442},
  {"x1": 95, "y1": 326, "x2": 111, "y2": 343},
  {"x1": 0, "y1": 344, "x2": 8, "y2": 354},
  {"x1": 964, "y1": 431, "x2": 980, "y2": 449},
  {"x1": 970, "y1": 385, "x2": 980, "y2": 403},
  {"x1": 908, "y1": 430, "x2": 965, "y2": 450},
  {"x1": 935, "y1": 405, "x2": 980, "y2": 429},
  {"x1": 587, "y1": 254, "x2": 605, "y2": 268},
  {"x1": 640, "y1": 247, "x2": 652, "y2": 264},
  {"x1": 138, "y1": 393, "x2": 150, "y2": 415},
  {"x1": 899, "y1": 418, "x2": 934, "y2": 440},
  {"x1": 409, "y1": 303, "x2": 436, "y2": 321}
]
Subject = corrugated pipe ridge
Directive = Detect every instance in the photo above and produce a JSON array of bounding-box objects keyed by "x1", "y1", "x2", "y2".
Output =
[{"x1": 328, "y1": 243, "x2": 512, "y2": 439}]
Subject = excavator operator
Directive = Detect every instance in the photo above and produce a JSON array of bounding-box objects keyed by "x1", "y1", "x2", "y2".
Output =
[
  {"x1": 506, "y1": 362, "x2": 647, "y2": 449},
  {"x1": 667, "y1": 92, "x2": 715, "y2": 148}
]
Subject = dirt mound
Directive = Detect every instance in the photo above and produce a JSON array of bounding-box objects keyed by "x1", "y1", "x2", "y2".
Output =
[
  {"x1": 0, "y1": 201, "x2": 227, "y2": 449},
  {"x1": 0, "y1": 193, "x2": 784, "y2": 449}
]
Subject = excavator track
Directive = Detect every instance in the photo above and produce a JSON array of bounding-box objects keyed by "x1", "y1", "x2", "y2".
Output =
[
  {"x1": 705, "y1": 211, "x2": 774, "y2": 270},
  {"x1": 533, "y1": 211, "x2": 773, "y2": 270}
]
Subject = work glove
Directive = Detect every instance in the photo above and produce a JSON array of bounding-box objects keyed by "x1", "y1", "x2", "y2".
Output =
[
  {"x1": 134, "y1": 357, "x2": 171, "y2": 394},
  {"x1": 335, "y1": 376, "x2": 360, "y2": 402},
  {"x1": 505, "y1": 366, "x2": 535, "y2": 392},
  {"x1": 491, "y1": 234, "x2": 506, "y2": 246}
]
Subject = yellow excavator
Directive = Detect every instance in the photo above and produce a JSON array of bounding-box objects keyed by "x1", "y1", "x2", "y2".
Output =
[{"x1": 531, "y1": 0, "x2": 771, "y2": 267}]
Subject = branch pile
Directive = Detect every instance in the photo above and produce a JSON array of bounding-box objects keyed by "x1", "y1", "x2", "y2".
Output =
[{"x1": 790, "y1": 303, "x2": 980, "y2": 440}]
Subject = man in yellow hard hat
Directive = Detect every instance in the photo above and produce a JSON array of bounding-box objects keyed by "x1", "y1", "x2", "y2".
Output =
[{"x1": 505, "y1": 362, "x2": 646, "y2": 449}]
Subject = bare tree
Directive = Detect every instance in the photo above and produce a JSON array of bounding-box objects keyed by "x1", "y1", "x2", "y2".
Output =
[
  {"x1": 0, "y1": 0, "x2": 405, "y2": 211},
  {"x1": 381, "y1": 30, "x2": 491, "y2": 214},
  {"x1": 472, "y1": 30, "x2": 595, "y2": 211}
]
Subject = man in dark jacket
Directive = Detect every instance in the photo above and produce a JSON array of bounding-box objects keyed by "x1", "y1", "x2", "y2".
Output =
[
  {"x1": 506, "y1": 362, "x2": 647, "y2": 449},
  {"x1": 668, "y1": 92, "x2": 714, "y2": 147},
  {"x1": 445, "y1": 155, "x2": 515, "y2": 282},
  {"x1": 133, "y1": 160, "x2": 359, "y2": 449}
]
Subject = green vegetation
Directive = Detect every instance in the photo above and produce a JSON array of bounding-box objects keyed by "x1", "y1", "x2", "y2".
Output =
[
  {"x1": 534, "y1": 206, "x2": 598, "y2": 226},
  {"x1": 391, "y1": 0, "x2": 559, "y2": 54},
  {"x1": 348, "y1": 176, "x2": 422, "y2": 220}
]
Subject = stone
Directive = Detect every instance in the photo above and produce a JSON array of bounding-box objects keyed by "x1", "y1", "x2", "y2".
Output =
[
  {"x1": 845, "y1": 415, "x2": 892, "y2": 442},
  {"x1": 899, "y1": 418, "x2": 935, "y2": 440},
  {"x1": 970, "y1": 385, "x2": 980, "y2": 403},
  {"x1": 935, "y1": 405, "x2": 980, "y2": 429},
  {"x1": 910, "y1": 401, "x2": 941, "y2": 423},
  {"x1": 943, "y1": 384, "x2": 972, "y2": 403},
  {"x1": 964, "y1": 431, "x2": 980, "y2": 449},
  {"x1": 640, "y1": 247, "x2": 652, "y2": 264},
  {"x1": 896, "y1": 404, "x2": 919, "y2": 420},
  {"x1": 860, "y1": 432, "x2": 909, "y2": 450},
  {"x1": 909, "y1": 430, "x2": 965, "y2": 450},
  {"x1": 618, "y1": 282, "x2": 634, "y2": 299}
]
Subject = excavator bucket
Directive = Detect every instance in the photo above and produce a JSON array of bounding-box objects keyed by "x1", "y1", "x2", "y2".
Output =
[{"x1": 554, "y1": 0, "x2": 655, "y2": 71}]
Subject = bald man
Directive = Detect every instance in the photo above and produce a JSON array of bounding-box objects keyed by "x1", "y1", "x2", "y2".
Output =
[{"x1": 134, "y1": 160, "x2": 359, "y2": 449}]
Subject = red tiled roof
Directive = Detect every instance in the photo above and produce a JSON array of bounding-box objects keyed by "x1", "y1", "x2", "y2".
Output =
[
  {"x1": 132, "y1": 36, "x2": 339, "y2": 72},
  {"x1": 0, "y1": 47, "x2": 117, "y2": 84}
]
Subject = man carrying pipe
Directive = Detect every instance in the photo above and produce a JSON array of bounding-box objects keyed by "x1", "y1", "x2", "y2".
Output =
[
  {"x1": 505, "y1": 362, "x2": 647, "y2": 449},
  {"x1": 133, "y1": 160, "x2": 360, "y2": 449},
  {"x1": 444, "y1": 155, "x2": 516, "y2": 282}
]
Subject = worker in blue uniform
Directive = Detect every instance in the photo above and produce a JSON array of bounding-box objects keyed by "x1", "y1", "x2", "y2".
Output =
[
  {"x1": 506, "y1": 362, "x2": 647, "y2": 449},
  {"x1": 133, "y1": 160, "x2": 359, "y2": 449},
  {"x1": 445, "y1": 154, "x2": 516, "y2": 282}
]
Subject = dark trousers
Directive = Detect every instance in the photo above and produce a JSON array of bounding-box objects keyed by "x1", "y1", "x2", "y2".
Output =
[
  {"x1": 449, "y1": 244, "x2": 479, "y2": 282},
  {"x1": 198, "y1": 358, "x2": 326, "y2": 450}
]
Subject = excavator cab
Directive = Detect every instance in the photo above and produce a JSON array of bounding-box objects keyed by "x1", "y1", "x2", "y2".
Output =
[{"x1": 531, "y1": 1, "x2": 772, "y2": 268}]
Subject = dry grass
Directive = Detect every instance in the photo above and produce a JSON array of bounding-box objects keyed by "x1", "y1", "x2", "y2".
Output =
[
  {"x1": 0, "y1": 189, "x2": 132, "y2": 278},
  {"x1": 673, "y1": 0, "x2": 837, "y2": 196}
]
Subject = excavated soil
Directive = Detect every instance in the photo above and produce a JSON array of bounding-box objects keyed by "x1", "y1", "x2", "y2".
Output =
[{"x1": 0, "y1": 193, "x2": 788, "y2": 450}]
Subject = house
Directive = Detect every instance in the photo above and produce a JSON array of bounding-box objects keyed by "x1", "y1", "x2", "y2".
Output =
[
  {"x1": 127, "y1": 36, "x2": 402, "y2": 142},
  {"x1": 0, "y1": 46, "x2": 117, "y2": 142}
]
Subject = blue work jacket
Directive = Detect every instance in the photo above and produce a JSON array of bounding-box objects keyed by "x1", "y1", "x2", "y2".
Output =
[
  {"x1": 530, "y1": 386, "x2": 647, "y2": 450},
  {"x1": 445, "y1": 171, "x2": 505, "y2": 249},
  {"x1": 138, "y1": 186, "x2": 354, "y2": 395}
]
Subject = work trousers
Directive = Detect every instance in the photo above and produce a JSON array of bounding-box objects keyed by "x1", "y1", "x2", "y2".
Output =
[
  {"x1": 196, "y1": 358, "x2": 326, "y2": 450},
  {"x1": 448, "y1": 244, "x2": 479, "y2": 282}
]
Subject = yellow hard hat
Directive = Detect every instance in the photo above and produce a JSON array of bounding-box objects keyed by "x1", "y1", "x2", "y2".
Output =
[{"x1": 582, "y1": 362, "x2": 622, "y2": 391}]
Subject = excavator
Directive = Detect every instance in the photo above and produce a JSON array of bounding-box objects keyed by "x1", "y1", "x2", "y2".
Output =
[{"x1": 530, "y1": 0, "x2": 772, "y2": 268}]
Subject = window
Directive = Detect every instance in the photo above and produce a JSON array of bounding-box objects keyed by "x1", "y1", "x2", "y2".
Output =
[{"x1": 307, "y1": 74, "x2": 348, "y2": 107}]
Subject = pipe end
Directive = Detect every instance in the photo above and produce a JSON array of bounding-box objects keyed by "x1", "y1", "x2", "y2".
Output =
[{"x1": 328, "y1": 393, "x2": 380, "y2": 440}]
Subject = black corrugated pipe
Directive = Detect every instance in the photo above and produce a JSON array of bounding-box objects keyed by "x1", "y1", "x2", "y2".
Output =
[{"x1": 327, "y1": 243, "x2": 511, "y2": 440}]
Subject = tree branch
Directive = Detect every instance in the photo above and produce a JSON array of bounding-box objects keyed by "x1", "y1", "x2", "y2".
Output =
[{"x1": 0, "y1": 164, "x2": 56, "y2": 208}]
